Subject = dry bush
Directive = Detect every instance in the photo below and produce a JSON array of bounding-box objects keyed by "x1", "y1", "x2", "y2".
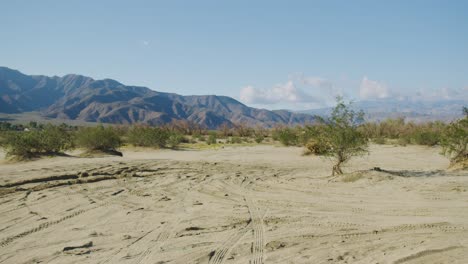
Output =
[{"x1": 232, "y1": 122, "x2": 253, "y2": 137}]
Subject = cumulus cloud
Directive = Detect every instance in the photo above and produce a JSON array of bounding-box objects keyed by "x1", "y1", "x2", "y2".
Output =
[
  {"x1": 240, "y1": 80, "x2": 318, "y2": 105},
  {"x1": 359, "y1": 76, "x2": 389, "y2": 100}
]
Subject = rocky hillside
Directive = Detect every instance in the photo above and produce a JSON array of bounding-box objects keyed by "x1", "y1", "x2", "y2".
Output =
[{"x1": 0, "y1": 67, "x2": 315, "y2": 128}]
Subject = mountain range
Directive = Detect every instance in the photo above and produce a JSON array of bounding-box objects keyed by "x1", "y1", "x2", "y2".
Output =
[
  {"x1": 0, "y1": 67, "x2": 315, "y2": 128},
  {"x1": 1, "y1": 67, "x2": 465, "y2": 127},
  {"x1": 299, "y1": 99, "x2": 466, "y2": 123}
]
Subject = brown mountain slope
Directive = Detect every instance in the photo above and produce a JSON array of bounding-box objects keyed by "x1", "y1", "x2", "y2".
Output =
[{"x1": 0, "y1": 67, "x2": 315, "y2": 128}]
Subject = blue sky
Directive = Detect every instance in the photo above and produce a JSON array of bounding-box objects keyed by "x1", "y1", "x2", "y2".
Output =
[{"x1": 1, "y1": 0, "x2": 467, "y2": 109}]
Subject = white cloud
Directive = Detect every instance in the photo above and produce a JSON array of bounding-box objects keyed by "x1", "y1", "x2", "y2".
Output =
[
  {"x1": 240, "y1": 80, "x2": 318, "y2": 105},
  {"x1": 142, "y1": 40, "x2": 150, "y2": 46},
  {"x1": 359, "y1": 76, "x2": 389, "y2": 100}
]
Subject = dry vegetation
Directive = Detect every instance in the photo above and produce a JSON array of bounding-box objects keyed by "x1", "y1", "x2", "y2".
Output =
[{"x1": 0, "y1": 105, "x2": 466, "y2": 171}]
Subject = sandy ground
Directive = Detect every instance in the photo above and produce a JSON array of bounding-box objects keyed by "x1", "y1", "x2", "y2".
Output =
[{"x1": 0, "y1": 144, "x2": 467, "y2": 264}]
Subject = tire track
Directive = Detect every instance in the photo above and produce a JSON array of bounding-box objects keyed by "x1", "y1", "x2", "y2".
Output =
[
  {"x1": 209, "y1": 211, "x2": 267, "y2": 264},
  {"x1": 133, "y1": 218, "x2": 181, "y2": 264},
  {"x1": 393, "y1": 246, "x2": 461, "y2": 264},
  {"x1": 0, "y1": 207, "x2": 90, "y2": 247},
  {"x1": 245, "y1": 196, "x2": 265, "y2": 264}
]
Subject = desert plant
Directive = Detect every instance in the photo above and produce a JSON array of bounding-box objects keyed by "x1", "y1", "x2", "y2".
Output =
[
  {"x1": 276, "y1": 127, "x2": 299, "y2": 146},
  {"x1": 126, "y1": 126, "x2": 169, "y2": 148},
  {"x1": 373, "y1": 137, "x2": 386, "y2": 145},
  {"x1": 75, "y1": 125, "x2": 122, "y2": 153},
  {"x1": 254, "y1": 134, "x2": 265, "y2": 143},
  {"x1": 229, "y1": 136, "x2": 242, "y2": 144},
  {"x1": 314, "y1": 97, "x2": 369, "y2": 175},
  {"x1": 410, "y1": 130, "x2": 440, "y2": 146},
  {"x1": 3, "y1": 124, "x2": 73, "y2": 159},
  {"x1": 167, "y1": 132, "x2": 184, "y2": 149},
  {"x1": 218, "y1": 122, "x2": 232, "y2": 137},
  {"x1": 233, "y1": 122, "x2": 253, "y2": 137},
  {"x1": 38, "y1": 124, "x2": 74, "y2": 153},
  {"x1": 304, "y1": 138, "x2": 330, "y2": 155},
  {"x1": 207, "y1": 131, "x2": 217, "y2": 145},
  {"x1": 440, "y1": 113, "x2": 467, "y2": 165}
]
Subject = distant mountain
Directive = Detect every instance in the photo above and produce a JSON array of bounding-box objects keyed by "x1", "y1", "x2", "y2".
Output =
[
  {"x1": 0, "y1": 67, "x2": 315, "y2": 128},
  {"x1": 300, "y1": 99, "x2": 467, "y2": 122}
]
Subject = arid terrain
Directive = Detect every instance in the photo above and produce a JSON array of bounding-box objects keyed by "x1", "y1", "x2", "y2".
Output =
[{"x1": 0, "y1": 145, "x2": 467, "y2": 264}]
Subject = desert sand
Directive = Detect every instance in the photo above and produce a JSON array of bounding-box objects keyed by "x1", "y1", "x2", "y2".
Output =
[{"x1": 0, "y1": 144, "x2": 467, "y2": 264}]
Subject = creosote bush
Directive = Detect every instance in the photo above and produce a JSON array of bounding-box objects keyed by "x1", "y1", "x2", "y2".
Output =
[
  {"x1": 3, "y1": 124, "x2": 73, "y2": 159},
  {"x1": 314, "y1": 97, "x2": 369, "y2": 175},
  {"x1": 440, "y1": 110, "x2": 467, "y2": 166},
  {"x1": 126, "y1": 126, "x2": 169, "y2": 148},
  {"x1": 75, "y1": 125, "x2": 122, "y2": 153}
]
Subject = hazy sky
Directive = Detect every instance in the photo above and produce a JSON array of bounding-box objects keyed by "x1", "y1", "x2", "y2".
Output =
[{"x1": 1, "y1": 0, "x2": 467, "y2": 109}]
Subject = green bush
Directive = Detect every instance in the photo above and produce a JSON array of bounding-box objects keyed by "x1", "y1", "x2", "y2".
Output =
[
  {"x1": 314, "y1": 97, "x2": 369, "y2": 175},
  {"x1": 126, "y1": 126, "x2": 169, "y2": 148},
  {"x1": 277, "y1": 128, "x2": 298, "y2": 146},
  {"x1": 373, "y1": 137, "x2": 386, "y2": 145},
  {"x1": 441, "y1": 115, "x2": 467, "y2": 165},
  {"x1": 3, "y1": 124, "x2": 73, "y2": 159},
  {"x1": 254, "y1": 134, "x2": 265, "y2": 143},
  {"x1": 207, "y1": 132, "x2": 217, "y2": 145},
  {"x1": 167, "y1": 133, "x2": 184, "y2": 149},
  {"x1": 75, "y1": 125, "x2": 122, "y2": 152},
  {"x1": 229, "y1": 136, "x2": 242, "y2": 144},
  {"x1": 410, "y1": 130, "x2": 440, "y2": 146}
]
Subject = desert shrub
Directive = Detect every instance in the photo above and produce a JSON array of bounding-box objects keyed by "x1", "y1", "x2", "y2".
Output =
[
  {"x1": 207, "y1": 132, "x2": 217, "y2": 145},
  {"x1": 373, "y1": 137, "x2": 386, "y2": 145},
  {"x1": 233, "y1": 122, "x2": 253, "y2": 137},
  {"x1": 410, "y1": 130, "x2": 440, "y2": 146},
  {"x1": 3, "y1": 124, "x2": 73, "y2": 159},
  {"x1": 167, "y1": 132, "x2": 184, "y2": 149},
  {"x1": 254, "y1": 134, "x2": 265, "y2": 143},
  {"x1": 229, "y1": 136, "x2": 242, "y2": 144},
  {"x1": 440, "y1": 113, "x2": 467, "y2": 165},
  {"x1": 166, "y1": 120, "x2": 206, "y2": 136},
  {"x1": 360, "y1": 118, "x2": 446, "y2": 146},
  {"x1": 218, "y1": 122, "x2": 233, "y2": 137},
  {"x1": 126, "y1": 126, "x2": 169, "y2": 148},
  {"x1": 304, "y1": 138, "x2": 330, "y2": 155},
  {"x1": 39, "y1": 124, "x2": 74, "y2": 153},
  {"x1": 253, "y1": 126, "x2": 268, "y2": 143},
  {"x1": 75, "y1": 125, "x2": 122, "y2": 152},
  {"x1": 397, "y1": 137, "x2": 410, "y2": 146},
  {"x1": 276, "y1": 127, "x2": 299, "y2": 146},
  {"x1": 314, "y1": 97, "x2": 369, "y2": 175}
]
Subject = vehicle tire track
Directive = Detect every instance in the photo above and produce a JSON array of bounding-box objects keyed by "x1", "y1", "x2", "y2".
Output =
[
  {"x1": 133, "y1": 218, "x2": 181, "y2": 264},
  {"x1": 245, "y1": 196, "x2": 265, "y2": 264},
  {"x1": 209, "y1": 211, "x2": 268, "y2": 264}
]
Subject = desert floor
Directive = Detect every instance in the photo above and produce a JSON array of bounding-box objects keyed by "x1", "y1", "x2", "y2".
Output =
[{"x1": 0, "y1": 145, "x2": 467, "y2": 264}]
